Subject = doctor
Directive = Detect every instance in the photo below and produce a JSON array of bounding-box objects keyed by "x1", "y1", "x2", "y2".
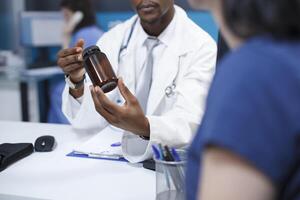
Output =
[{"x1": 57, "y1": 0, "x2": 216, "y2": 163}]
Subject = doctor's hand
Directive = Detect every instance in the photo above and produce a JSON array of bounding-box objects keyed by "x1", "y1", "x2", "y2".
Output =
[
  {"x1": 90, "y1": 79, "x2": 150, "y2": 137},
  {"x1": 57, "y1": 39, "x2": 86, "y2": 83}
]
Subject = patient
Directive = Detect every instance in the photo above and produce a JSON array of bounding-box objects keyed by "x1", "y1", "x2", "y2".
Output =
[
  {"x1": 48, "y1": 0, "x2": 103, "y2": 124},
  {"x1": 186, "y1": 0, "x2": 300, "y2": 199}
]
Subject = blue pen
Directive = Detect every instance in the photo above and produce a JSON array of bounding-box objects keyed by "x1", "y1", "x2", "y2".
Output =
[
  {"x1": 111, "y1": 142, "x2": 122, "y2": 147},
  {"x1": 158, "y1": 143, "x2": 165, "y2": 160},
  {"x1": 155, "y1": 144, "x2": 171, "y2": 190},
  {"x1": 171, "y1": 148, "x2": 181, "y2": 162},
  {"x1": 151, "y1": 145, "x2": 161, "y2": 160}
]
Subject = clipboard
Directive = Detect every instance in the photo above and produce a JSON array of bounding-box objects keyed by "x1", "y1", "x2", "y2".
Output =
[
  {"x1": 66, "y1": 151, "x2": 128, "y2": 162},
  {"x1": 66, "y1": 126, "x2": 127, "y2": 162}
]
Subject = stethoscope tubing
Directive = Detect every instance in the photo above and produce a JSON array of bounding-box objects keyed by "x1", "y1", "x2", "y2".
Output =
[{"x1": 118, "y1": 17, "x2": 178, "y2": 98}]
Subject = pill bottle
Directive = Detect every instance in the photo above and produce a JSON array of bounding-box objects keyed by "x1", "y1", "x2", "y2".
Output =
[{"x1": 82, "y1": 45, "x2": 118, "y2": 93}]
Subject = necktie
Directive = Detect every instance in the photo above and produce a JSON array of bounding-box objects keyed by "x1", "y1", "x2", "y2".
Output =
[{"x1": 135, "y1": 37, "x2": 159, "y2": 113}]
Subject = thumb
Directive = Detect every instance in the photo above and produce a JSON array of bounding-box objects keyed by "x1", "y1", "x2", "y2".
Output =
[
  {"x1": 75, "y1": 39, "x2": 85, "y2": 48},
  {"x1": 118, "y1": 78, "x2": 135, "y2": 103}
]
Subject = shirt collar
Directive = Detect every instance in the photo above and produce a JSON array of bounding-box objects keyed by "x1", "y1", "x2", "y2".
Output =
[
  {"x1": 157, "y1": 9, "x2": 177, "y2": 46},
  {"x1": 136, "y1": 8, "x2": 177, "y2": 47},
  {"x1": 135, "y1": 21, "x2": 149, "y2": 47}
]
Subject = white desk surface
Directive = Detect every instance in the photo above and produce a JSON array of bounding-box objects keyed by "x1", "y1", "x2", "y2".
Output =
[{"x1": 0, "y1": 121, "x2": 156, "y2": 200}]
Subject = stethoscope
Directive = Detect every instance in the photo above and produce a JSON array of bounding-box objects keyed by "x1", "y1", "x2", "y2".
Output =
[{"x1": 117, "y1": 18, "x2": 178, "y2": 98}]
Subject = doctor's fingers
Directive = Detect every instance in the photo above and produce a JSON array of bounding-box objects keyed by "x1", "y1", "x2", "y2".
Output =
[
  {"x1": 63, "y1": 63, "x2": 84, "y2": 74},
  {"x1": 57, "y1": 47, "x2": 82, "y2": 58},
  {"x1": 94, "y1": 86, "x2": 122, "y2": 114},
  {"x1": 75, "y1": 39, "x2": 85, "y2": 48},
  {"x1": 90, "y1": 87, "x2": 117, "y2": 123},
  {"x1": 57, "y1": 54, "x2": 83, "y2": 68},
  {"x1": 118, "y1": 79, "x2": 137, "y2": 105}
]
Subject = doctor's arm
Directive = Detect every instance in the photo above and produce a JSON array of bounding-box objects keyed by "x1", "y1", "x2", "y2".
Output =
[
  {"x1": 118, "y1": 43, "x2": 217, "y2": 162},
  {"x1": 87, "y1": 47, "x2": 216, "y2": 139},
  {"x1": 57, "y1": 39, "x2": 86, "y2": 98},
  {"x1": 89, "y1": 79, "x2": 150, "y2": 137},
  {"x1": 86, "y1": 43, "x2": 216, "y2": 162},
  {"x1": 88, "y1": 42, "x2": 217, "y2": 162},
  {"x1": 58, "y1": 39, "x2": 109, "y2": 130},
  {"x1": 146, "y1": 44, "x2": 217, "y2": 147}
]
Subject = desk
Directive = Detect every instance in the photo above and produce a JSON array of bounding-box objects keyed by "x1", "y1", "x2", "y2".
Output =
[{"x1": 0, "y1": 121, "x2": 156, "y2": 200}]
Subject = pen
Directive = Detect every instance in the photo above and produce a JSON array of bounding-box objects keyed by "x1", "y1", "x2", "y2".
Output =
[
  {"x1": 110, "y1": 142, "x2": 122, "y2": 147},
  {"x1": 164, "y1": 145, "x2": 175, "y2": 161},
  {"x1": 73, "y1": 150, "x2": 122, "y2": 160},
  {"x1": 171, "y1": 148, "x2": 185, "y2": 189},
  {"x1": 171, "y1": 147, "x2": 185, "y2": 182},
  {"x1": 171, "y1": 147, "x2": 181, "y2": 162},
  {"x1": 164, "y1": 145, "x2": 183, "y2": 190},
  {"x1": 156, "y1": 143, "x2": 171, "y2": 190},
  {"x1": 158, "y1": 143, "x2": 166, "y2": 160},
  {"x1": 151, "y1": 145, "x2": 161, "y2": 160},
  {"x1": 88, "y1": 152, "x2": 122, "y2": 160}
]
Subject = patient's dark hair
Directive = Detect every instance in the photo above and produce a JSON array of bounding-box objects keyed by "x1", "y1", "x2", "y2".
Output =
[
  {"x1": 222, "y1": 0, "x2": 300, "y2": 40},
  {"x1": 60, "y1": 0, "x2": 97, "y2": 34}
]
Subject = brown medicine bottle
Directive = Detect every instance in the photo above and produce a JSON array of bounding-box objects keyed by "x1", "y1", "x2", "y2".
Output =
[{"x1": 82, "y1": 45, "x2": 118, "y2": 93}]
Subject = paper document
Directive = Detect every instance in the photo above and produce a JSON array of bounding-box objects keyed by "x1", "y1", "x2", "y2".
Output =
[{"x1": 73, "y1": 126, "x2": 124, "y2": 159}]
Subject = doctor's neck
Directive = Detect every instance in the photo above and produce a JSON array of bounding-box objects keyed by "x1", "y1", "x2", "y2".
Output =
[{"x1": 139, "y1": 6, "x2": 175, "y2": 37}]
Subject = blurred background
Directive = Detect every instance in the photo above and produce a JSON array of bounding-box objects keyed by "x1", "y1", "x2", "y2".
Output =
[{"x1": 0, "y1": 0, "x2": 218, "y2": 123}]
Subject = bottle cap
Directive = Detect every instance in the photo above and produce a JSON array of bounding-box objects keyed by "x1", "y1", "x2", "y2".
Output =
[{"x1": 82, "y1": 45, "x2": 101, "y2": 58}]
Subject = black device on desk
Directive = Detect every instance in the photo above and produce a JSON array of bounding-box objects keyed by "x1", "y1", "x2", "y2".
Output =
[
  {"x1": 0, "y1": 143, "x2": 34, "y2": 172},
  {"x1": 143, "y1": 159, "x2": 156, "y2": 171},
  {"x1": 34, "y1": 135, "x2": 56, "y2": 152},
  {"x1": 0, "y1": 135, "x2": 56, "y2": 172}
]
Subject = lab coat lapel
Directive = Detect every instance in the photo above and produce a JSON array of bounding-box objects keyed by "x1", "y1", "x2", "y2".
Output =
[
  {"x1": 146, "y1": 6, "x2": 190, "y2": 115},
  {"x1": 120, "y1": 19, "x2": 139, "y2": 93},
  {"x1": 147, "y1": 51, "x2": 179, "y2": 115},
  {"x1": 118, "y1": 50, "x2": 136, "y2": 93},
  {"x1": 108, "y1": 17, "x2": 138, "y2": 95}
]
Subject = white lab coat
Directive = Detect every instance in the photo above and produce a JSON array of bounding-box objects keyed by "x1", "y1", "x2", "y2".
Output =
[{"x1": 62, "y1": 6, "x2": 217, "y2": 163}]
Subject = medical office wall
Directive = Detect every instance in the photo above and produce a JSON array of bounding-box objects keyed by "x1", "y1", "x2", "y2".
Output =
[
  {"x1": 0, "y1": 1, "x2": 12, "y2": 50},
  {"x1": 25, "y1": 0, "x2": 218, "y2": 40},
  {"x1": 0, "y1": 0, "x2": 217, "y2": 51}
]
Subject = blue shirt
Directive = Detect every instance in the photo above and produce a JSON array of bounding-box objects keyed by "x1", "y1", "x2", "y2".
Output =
[
  {"x1": 70, "y1": 25, "x2": 104, "y2": 47},
  {"x1": 186, "y1": 36, "x2": 300, "y2": 200},
  {"x1": 47, "y1": 25, "x2": 103, "y2": 124}
]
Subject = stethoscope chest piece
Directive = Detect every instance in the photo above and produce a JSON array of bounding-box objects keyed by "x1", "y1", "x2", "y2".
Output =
[{"x1": 165, "y1": 83, "x2": 176, "y2": 98}]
